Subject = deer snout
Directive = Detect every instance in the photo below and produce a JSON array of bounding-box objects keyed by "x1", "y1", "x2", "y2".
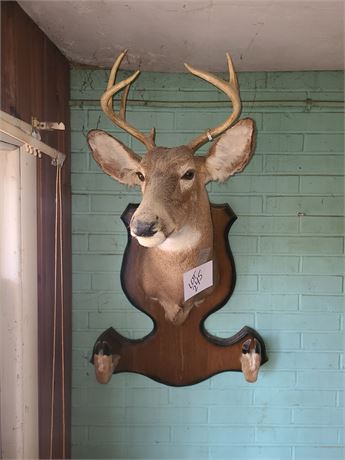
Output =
[
  {"x1": 130, "y1": 211, "x2": 170, "y2": 248},
  {"x1": 130, "y1": 215, "x2": 167, "y2": 248},
  {"x1": 131, "y1": 220, "x2": 158, "y2": 237}
]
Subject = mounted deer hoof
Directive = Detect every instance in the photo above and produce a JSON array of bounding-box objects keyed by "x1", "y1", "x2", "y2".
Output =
[
  {"x1": 93, "y1": 341, "x2": 120, "y2": 384},
  {"x1": 240, "y1": 338, "x2": 262, "y2": 383}
]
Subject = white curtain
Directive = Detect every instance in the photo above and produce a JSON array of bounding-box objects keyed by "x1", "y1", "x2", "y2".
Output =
[{"x1": 0, "y1": 147, "x2": 38, "y2": 459}]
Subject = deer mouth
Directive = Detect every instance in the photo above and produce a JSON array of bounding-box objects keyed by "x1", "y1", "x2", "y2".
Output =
[
  {"x1": 130, "y1": 220, "x2": 176, "y2": 248},
  {"x1": 134, "y1": 230, "x2": 167, "y2": 248}
]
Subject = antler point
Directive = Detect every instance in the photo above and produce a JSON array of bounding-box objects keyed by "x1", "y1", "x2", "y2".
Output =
[{"x1": 101, "y1": 51, "x2": 155, "y2": 151}]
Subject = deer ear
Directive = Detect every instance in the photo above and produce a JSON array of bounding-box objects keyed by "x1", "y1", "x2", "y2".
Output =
[
  {"x1": 87, "y1": 129, "x2": 141, "y2": 186},
  {"x1": 205, "y1": 118, "x2": 255, "y2": 182}
]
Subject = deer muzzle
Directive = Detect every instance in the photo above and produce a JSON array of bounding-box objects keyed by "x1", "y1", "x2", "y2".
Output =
[
  {"x1": 131, "y1": 220, "x2": 157, "y2": 238},
  {"x1": 130, "y1": 212, "x2": 169, "y2": 248}
]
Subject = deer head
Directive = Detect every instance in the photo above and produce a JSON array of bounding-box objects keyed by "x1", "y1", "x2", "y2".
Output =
[{"x1": 88, "y1": 50, "x2": 255, "y2": 251}]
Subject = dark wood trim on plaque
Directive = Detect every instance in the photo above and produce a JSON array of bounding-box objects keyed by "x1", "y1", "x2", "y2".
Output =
[{"x1": 1, "y1": 2, "x2": 71, "y2": 458}]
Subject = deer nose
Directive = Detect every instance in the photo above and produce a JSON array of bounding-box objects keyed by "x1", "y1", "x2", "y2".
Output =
[{"x1": 132, "y1": 220, "x2": 157, "y2": 237}]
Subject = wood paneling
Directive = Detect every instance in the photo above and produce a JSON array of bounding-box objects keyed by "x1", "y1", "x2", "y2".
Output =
[{"x1": 1, "y1": 2, "x2": 71, "y2": 458}]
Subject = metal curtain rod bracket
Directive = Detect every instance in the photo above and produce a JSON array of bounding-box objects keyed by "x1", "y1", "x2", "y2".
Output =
[
  {"x1": 31, "y1": 116, "x2": 65, "y2": 132},
  {"x1": 0, "y1": 110, "x2": 66, "y2": 167}
]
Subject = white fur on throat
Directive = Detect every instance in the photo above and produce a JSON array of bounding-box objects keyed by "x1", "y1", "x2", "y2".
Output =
[{"x1": 158, "y1": 226, "x2": 201, "y2": 252}]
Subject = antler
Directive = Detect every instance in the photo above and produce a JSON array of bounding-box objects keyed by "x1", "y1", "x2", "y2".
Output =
[
  {"x1": 184, "y1": 53, "x2": 242, "y2": 152},
  {"x1": 101, "y1": 50, "x2": 156, "y2": 150}
]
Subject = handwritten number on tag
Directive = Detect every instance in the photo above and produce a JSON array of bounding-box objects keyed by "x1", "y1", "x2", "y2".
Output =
[
  {"x1": 188, "y1": 269, "x2": 203, "y2": 293},
  {"x1": 183, "y1": 260, "x2": 213, "y2": 301}
]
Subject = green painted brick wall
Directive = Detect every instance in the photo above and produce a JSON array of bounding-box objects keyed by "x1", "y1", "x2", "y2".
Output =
[{"x1": 70, "y1": 68, "x2": 345, "y2": 459}]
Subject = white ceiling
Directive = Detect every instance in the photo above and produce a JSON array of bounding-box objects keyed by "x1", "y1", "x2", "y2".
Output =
[{"x1": 19, "y1": 0, "x2": 345, "y2": 72}]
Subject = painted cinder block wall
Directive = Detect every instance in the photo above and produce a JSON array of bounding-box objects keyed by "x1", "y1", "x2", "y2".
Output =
[{"x1": 70, "y1": 68, "x2": 345, "y2": 459}]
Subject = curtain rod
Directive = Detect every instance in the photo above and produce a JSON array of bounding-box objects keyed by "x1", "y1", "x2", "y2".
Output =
[{"x1": 0, "y1": 111, "x2": 66, "y2": 166}]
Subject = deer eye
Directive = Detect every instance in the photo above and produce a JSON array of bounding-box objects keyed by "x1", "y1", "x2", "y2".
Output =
[
  {"x1": 136, "y1": 172, "x2": 145, "y2": 182},
  {"x1": 181, "y1": 170, "x2": 195, "y2": 180}
]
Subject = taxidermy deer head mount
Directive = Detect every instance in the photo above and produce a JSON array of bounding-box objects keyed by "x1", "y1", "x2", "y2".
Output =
[{"x1": 88, "y1": 50, "x2": 255, "y2": 325}]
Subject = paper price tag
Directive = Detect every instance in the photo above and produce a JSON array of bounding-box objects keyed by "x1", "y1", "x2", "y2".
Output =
[{"x1": 183, "y1": 260, "x2": 213, "y2": 302}]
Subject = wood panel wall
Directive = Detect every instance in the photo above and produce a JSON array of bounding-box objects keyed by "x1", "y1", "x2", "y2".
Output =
[{"x1": 1, "y1": 2, "x2": 71, "y2": 458}]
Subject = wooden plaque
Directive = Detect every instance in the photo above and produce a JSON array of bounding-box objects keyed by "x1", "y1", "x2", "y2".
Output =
[{"x1": 91, "y1": 203, "x2": 268, "y2": 386}]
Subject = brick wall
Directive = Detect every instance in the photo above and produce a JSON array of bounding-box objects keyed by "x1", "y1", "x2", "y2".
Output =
[{"x1": 70, "y1": 68, "x2": 344, "y2": 459}]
